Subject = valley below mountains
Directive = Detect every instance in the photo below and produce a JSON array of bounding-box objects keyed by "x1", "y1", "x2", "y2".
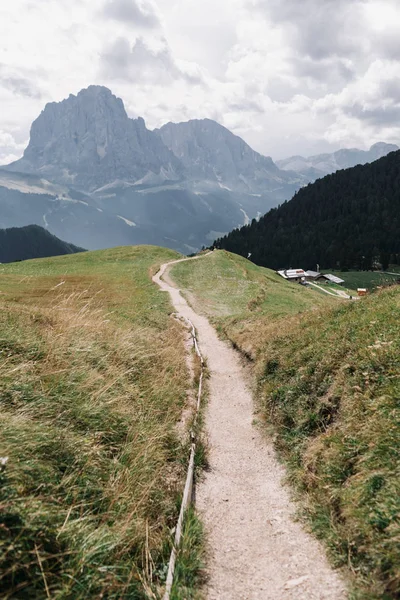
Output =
[{"x1": 0, "y1": 86, "x2": 305, "y2": 253}]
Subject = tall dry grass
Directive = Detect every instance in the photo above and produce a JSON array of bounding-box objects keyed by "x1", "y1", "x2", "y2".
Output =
[{"x1": 0, "y1": 247, "x2": 192, "y2": 598}]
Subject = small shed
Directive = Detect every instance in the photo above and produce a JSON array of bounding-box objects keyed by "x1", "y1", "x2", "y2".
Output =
[
  {"x1": 357, "y1": 288, "x2": 368, "y2": 296},
  {"x1": 324, "y1": 274, "x2": 345, "y2": 285}
]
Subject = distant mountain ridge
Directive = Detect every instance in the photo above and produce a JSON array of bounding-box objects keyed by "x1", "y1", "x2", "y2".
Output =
[
  {"x1": 213, "y1": 149, "x2": 400, "y2": 270},
  {"x1": 0, "y1": 86, "x2": 305, "y2": 252},
  {"x1": 0, "y1": 224, "x2": 84, "y2": 263},
  {"x1": 276, "y1": 142, "x2": 399, "y2": 180}
]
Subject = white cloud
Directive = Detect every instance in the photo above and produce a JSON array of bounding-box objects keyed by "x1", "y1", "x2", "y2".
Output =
[
  {"x1": 100, "y1": 36, "x2": 204, "y2": 84},
  {"x1": 0, "y1": 0, "x2": 400, "y2": 163},
  {"x1": 0, "y1": 130, "x2": 27, "y2": 166},
  {"x1": 102, "y1": 0, "x2": 161, "y2": 28}
]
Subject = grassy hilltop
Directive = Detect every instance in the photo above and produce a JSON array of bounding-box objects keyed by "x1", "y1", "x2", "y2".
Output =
[
  {"x1": 0, "y1": 246, "x2": 201, "y2": 599},
  {"x1": 171, "y1": 249, "x2": 336, "y2": 357},
  {"x1": 171, "y1": 250, "x2": 400, "y2": 599}
]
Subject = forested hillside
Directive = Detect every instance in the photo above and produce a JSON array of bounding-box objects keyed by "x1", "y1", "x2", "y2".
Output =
[
  {"x1": 0, "y1": 225, "x2": 84, "y2": 263},
  {"x1": 213, "y1": 150, "x2": 400, "y2": 270}
]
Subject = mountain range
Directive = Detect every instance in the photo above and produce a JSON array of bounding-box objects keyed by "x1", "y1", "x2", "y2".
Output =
[
  {"x1": 276, "y1": 142, "x2": 399, "y2": 180},
  {"x1": 213, "y1": 149, "x2": 400, "y2": 270},
  {"x1": 0, "y1": 86, "x2": 304, "y2": 253},
  {"x1": 0, "y1": 85, "x2": 397, "y2": 254}
]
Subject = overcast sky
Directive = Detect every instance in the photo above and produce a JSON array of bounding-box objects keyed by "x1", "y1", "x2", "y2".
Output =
[{"x1": 1, "y1": 0, "x2": 400, "y2": 164}]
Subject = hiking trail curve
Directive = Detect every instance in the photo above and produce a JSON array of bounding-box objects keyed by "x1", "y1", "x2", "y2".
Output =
[{"x1": 153, "y1": 254, "x2": 347, "y2": 600}]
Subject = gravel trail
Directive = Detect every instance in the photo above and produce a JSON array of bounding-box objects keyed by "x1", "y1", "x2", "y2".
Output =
[{"x1": 153, "y1": 255, "x2": 347, "y2": 600}]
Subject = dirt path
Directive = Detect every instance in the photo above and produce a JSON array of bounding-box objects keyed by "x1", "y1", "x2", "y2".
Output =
[{"x1": 153, "y1": 255, "x2": 347, "y2": 600}]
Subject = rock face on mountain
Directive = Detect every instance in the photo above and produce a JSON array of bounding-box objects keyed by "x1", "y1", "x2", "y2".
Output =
[
  {"x1": 277, "y1": 142, "x2": 399, "y2": 180},
  {"x1": 156, "y1": 119, "x2": 302, "y2": 194},
  {"x1": 8, "y1": 84, "x2": 304, "y2": 196},
  {"x1": 7, "y1": 86, "x2": 182, "y2": 190}
]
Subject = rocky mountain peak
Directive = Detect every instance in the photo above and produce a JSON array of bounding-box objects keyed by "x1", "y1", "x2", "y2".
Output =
[
  {"x1": 158, "y1": 117, "x2": 274, "y2": 163},
  {"x1": 156, "y1": 118, "x2": 288, "y2": 193},
  {"x1": 5, "y1": 85, "x2": 305, "y2": 198},
  {"x1": 7, "y1": 86, "x2": 181, "y2": 190}
]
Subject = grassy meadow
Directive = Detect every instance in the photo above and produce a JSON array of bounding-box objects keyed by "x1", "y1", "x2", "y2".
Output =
[
  {"x1": 170, "y1": 249, "x2": 336, "y2": 358},
  {"x1": 329, "y1": 270, "x2": 400, "y2": 291},
  {"x1": 171, "y1": 250, "x2": 400, "y2": 599},
  {"x1": 0, "y1": 246, "x2": 203, "y2": 599}
]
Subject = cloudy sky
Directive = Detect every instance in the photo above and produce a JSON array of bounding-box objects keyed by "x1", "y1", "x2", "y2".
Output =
[{"x1": 1, "y1": 0, "x2": 400, "y2": 164}]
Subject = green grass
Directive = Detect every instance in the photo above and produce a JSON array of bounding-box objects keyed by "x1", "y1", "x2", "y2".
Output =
[
  {"x1": 170, "y1": 250, "x2": 336, "y2": 358},
  {"x1": 171, "y1": 250, "x2": 400, "y2": 598},
  {"x1": 328, "y1": 270, "x2": 399, "y2": 291},
  {"x1": 172, "y1": 251, "x2": 334, "y2": 318},
  {"x1": 258, "y1": 288, "x2": 400, "y2": 599},
  {"x1": 171, "y1": 508, "x2": 205, "y2": 599},
  {"x1": 0, "y1": 245, "x2": 203, "y2": 599}
]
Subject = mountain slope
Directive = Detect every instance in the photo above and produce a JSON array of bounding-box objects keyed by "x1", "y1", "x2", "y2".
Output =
[
  {"x1": 213, "y1": 149, "x2": 400, "y2": 270},
  {"x1": 0, "y1": 224, "x2": 84, "y2": 263},
  {"x1": 0, "y1": 173, "x2": 148, "y2": 251},
  {"x1": 277, "y1": 142, "x2": 399, "y2": 180},
  {"x1": 0, "y1": 171, "x2": 253, "y2": 254},
  {"x1": 156, "y1": 118, "x2": 305, "y2": 194}
]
